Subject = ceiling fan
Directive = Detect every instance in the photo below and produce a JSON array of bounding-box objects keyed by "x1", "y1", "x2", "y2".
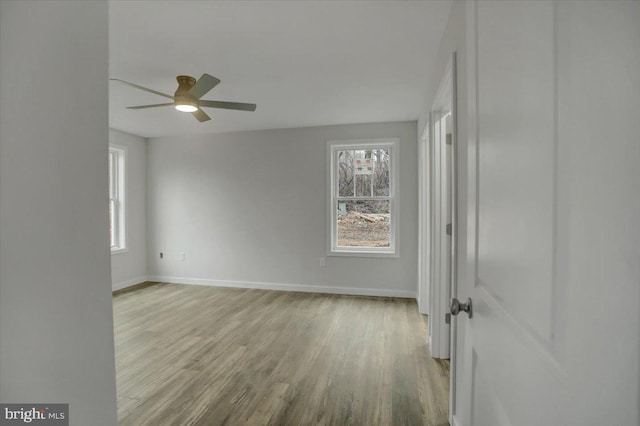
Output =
[{"x1": 110, "y1": 74, "x2": 256, "y2": 122}]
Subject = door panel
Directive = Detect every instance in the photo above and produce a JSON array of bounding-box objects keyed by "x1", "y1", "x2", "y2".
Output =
[
  {"x1": 465, "y1": 2, "x2": 563, "y2": 424},
  {"x1": 476, "y1": 0, "x2": 556, "y2": 344}
]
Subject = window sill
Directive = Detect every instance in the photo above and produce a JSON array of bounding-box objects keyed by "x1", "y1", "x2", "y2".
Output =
[
  {"x1": 111, "y1": 248, "x2": 128, "y2": 255},
  {"x1": 328, "y1": 249, "x2": 399, "y2": 259}
]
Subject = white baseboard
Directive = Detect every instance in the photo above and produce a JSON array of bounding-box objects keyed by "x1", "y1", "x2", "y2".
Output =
[
  {"x1": 112, "y1": 275, "x2": 149, "y2": 292},
  {"x1": 147, "y1": 275, "x2": 417, "y2": 299}
]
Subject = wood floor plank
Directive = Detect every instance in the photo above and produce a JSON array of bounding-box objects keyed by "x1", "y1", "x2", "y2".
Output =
[{"x1": 113, "y1": 283, "x2": 449, "y2": 425}]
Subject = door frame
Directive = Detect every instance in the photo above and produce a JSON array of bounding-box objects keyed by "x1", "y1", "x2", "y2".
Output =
[
  {"x1": 418, "y1": 54, "x2": 459, "y2": 421},
  {"x1": 418, "y1": 123, "x2": 431, "y2": 315},
  {"x1": 424, "y1": 54, "x2": 457, "y2": 359}
]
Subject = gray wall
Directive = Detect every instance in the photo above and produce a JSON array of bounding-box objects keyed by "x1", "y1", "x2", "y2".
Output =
[
  {"x1": 147, "y1": 121, "x2": 419, "y2": 297},
  {"x1": 109, "y1": 129, "x2": 148, "y2": 290},
  {"x1": 0, "y1": 2, "x2": 117, "y2": 425}
]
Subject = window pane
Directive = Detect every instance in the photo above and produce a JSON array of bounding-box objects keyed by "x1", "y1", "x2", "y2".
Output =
[
  {"x1": 355, "y1": 174, "x2": 371, "y2": 197},
  {"x1": 354, "y1": 149, "x2": 373, "y2": 174},
  {"x1": 337, "y1": 200, "x2": 390, "y2": 247},
  {"x1": 337, "y1": 150, "x2": 354, "y2": 197},
  {"x1": 109, "y1": 152, "x2": 115, "y2": 198},
  {"x1": 109, "y1": 198, "x2": 115, "y2": 247},
  {"x1": 373, "y1": 148, "x2": 390, "y2": 196}
]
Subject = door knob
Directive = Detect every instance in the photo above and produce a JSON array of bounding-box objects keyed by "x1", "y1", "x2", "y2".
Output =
[{"x1": 450, "y1": 297, "x2": 473, "y2": 318}]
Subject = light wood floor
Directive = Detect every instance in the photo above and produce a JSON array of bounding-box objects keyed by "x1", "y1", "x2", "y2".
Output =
[{"x1": 113, "y1": 283, "x2": 449, "y2": 426}]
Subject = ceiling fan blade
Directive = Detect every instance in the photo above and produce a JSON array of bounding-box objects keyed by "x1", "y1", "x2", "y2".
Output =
[
  {"x1": 110, "y1": 78, "x2": 174, "y2": 100},
  {"x1": 188, "y1": 74, "x2": 221, "y2": 99},
  {"x1": 192, "y1": 109, "x2": 211, "y2": 122},
  {"x1": 126, "y1": 103, "x2": 174, "y2": 109},
  {"x1": 199, "y1": 100, "x2": 257, "y2": 111}
]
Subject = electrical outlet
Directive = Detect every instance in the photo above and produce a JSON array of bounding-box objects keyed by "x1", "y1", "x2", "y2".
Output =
[
  {"x1": 319, "y1": 257, "x2": 326, "y2": 267},
  {"x1": 178, "y1": 252, "x2": 185, "y2": 261}
]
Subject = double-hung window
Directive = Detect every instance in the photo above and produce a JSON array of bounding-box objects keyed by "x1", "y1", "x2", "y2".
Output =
[
  {"x1": 328, "y1": 139, "x2": 399, "y2": 256},
  {"x1": 109, "y1": 145, "x2": 126, "y2": 253}
]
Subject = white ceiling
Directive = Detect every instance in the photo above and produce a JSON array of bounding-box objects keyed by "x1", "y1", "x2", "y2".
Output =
[{"x1": 109, "y1": 0, "x2": 452, "y2": 138}]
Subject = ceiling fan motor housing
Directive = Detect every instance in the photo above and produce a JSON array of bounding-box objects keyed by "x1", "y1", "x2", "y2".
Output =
[{"x1": 174, "y1": 75, "x2": 198, "y2": 109}]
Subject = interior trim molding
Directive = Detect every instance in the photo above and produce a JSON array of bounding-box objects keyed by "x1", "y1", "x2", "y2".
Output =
[
  {"x1": 148, "y1": 275, "x2": 417, "y2": 299},
  {"x1": 417, "y1": 296, "x2": 429, "y2": 315},
  {"x1": 112, "y1": 275, "x2": 149, "y2": 292}
]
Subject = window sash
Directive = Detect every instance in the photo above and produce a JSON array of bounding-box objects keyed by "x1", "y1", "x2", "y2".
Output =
[
  {"x1": 109, "y1": 151, "x2": 117, "y2": 199},
  {"x1": 109, "y1": 146, "x2": 125, "y2": 252},
  {"x1": 335, "y1": 147, "x2": 393, "y2": 200}
]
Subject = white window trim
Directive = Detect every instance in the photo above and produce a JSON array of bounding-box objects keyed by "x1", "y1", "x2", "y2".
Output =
[
  {"x1": 109, "y1": 144, "x2": 127, "y2": 254},
  {"x1": 327, "y1": 138, "x2": 400, "y2": 258}
]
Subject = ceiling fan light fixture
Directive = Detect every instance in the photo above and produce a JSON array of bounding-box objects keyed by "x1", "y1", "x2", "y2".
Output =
[
  {"x1": 175, "y1": 103, "x2": 198, "y2": 112},
  {"x1": 174, "y1": 96, "x2": 198, "y2": 112}
]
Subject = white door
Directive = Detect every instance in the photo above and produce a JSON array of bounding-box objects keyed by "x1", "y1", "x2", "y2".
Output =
[{"x1": 456, "y1": 1, "x2": 640, "y2": 425}]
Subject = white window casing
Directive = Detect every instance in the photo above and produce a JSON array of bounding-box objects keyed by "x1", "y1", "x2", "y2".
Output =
[{"x1": 327, "y1": 139, "x2": 399, "y2": 257}]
